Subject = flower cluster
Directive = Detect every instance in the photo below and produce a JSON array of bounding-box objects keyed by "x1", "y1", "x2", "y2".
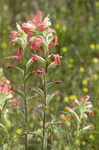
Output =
[
  {"x1": 8, "y1": 11, "x2": 60, "y2": 66},
  {"x1": 0, "y1": 68, "x2": 12, "y2": 95}
]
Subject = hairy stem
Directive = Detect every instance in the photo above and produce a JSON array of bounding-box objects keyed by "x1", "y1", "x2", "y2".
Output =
[
  {"x1": 41, "y1": 63, "x2": 48, "y2": 150},
  {"x1": 24, "y1": 67, "x2": 28, "y2": 150}
]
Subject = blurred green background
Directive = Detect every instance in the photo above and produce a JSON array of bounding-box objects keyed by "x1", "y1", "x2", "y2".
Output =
[{"x1": 0, "y1": 0, "x2": 99, "y2": 149}]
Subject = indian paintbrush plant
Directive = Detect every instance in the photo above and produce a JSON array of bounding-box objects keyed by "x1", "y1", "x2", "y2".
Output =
[
  {"x1": 8, "y1": 11, "x2": 61, "y2": 150},
  {"x1": 62, "y1": 95, "x2": 94, "y2": 150}
]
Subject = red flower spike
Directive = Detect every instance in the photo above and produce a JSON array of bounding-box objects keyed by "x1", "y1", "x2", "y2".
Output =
[
  {"x1": 8, "y1": 31, "x2": 19, "y2": 47},
  {"x1": 21, "y1": 22, "x2": 33, "y2": 33},
  {"x1": 32, "y1": 54, "x2": 38, "y2": 62},
  {"x1": 36, "y1": 22, "x2": 47, "y2": 32},
  {"x1": 32, "y1": 11, "x2": 42, "y2": 24},
  {"x1": 29, "y1": 85, "x2": 35, "y2": 92},
  {"x1": 89, "y1": 111, "x2": 94, "y2": 117},
  {"x1": 48, "y1": 36, "x2": 58, "y2": 49},
  {"x1": 32, "y1": 69, "x2": 45, "y2": 76},
  {"x1": 55, "y1": 54, "x2": 60, "y2": 66},
  {"x1": 16, "y1": 46, "x2": 22, "y2": 62},
  {"x1": 30, "y1": 36, "x2": 43, "y2": 52}
]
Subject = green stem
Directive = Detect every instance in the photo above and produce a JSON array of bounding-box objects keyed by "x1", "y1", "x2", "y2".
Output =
[
  {"x1": 24, "y1": 66, "x2": 28, "y2": 150},
  {"x1": 41, "y1": 63, "x2": 48, "y2": 150}
]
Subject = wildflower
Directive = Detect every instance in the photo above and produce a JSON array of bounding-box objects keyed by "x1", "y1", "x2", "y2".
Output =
[
  {"x1": 71, "y1": 100, "x2": 76, "y2": 106},
  {"x1": 95, "y1": 2, "x2": 99, "y2": 7},
  {"x1": 21, "y1": 22, "x2": 34, "y2": 33},
  {"x1": 90, "y1": 44, "x2": 95, "y2": 49},
  {"x1": 75, "y1": 139, "x2": 80, "y2": 145},
  {"x1": 30, "y1": 36, "x2": 43, "y2": 52},
  {"x1": 12, "y1": 98, "x2": 18, "y2": 107},
  {"x1": 1, "y1": 42, "x2": 7, "y2": 49},
  {"x1": 83, "y1": 88, "x2": 88, "y2": 93},
  {"x1": 89, "y1": 135, "x2": 94, "y2": 140},
  {"x1": 89, "y1": 111, "x2": 94, "y2": 117},
  {"x1": 16, "y1": 46, "x2": 22, "y2": 62},
  {"x1": 82, "y1": 80, "x2": 88, "y2": 86},
  {"x1": 32, "y1": 11, "x2": 42, "y2": 24},
  {"x1": 70, "y1": 95, "x2": 77, "y2": 101},
  {"x1": 16, "y1": 129, "x2": 22, "y2": 134},
  {"x1": 80, "y1": 67, "x2": 84, "y2": 72},
  {"x1": 6, "y1": 120, "x2": 11, "y2": 127},
  {"x1": 92, "y1": 57, "x2": 98, "y2": 64},
  {"x1": 82, "y1": 141, "x2": 86, "y2": 146},
  {"x1": 62, "y1": 25, "x2": 67, "y2": 31},
  {"x1": 8, "y1": 31, "x2": 19, "y2": 47},
  {"x1": 32, "y1": 68, "x2": 45, "y2": 76},
  {"x1": 64, "y1": 96, "x2": 69, "y2": 102},
  {"x1": 48, "y1": 36, "x2": 58, "y2": 49},
  {"x1": 67, "y1": 64, "x2": 72, "y2": 68},
  {"x1": 92, "y1": 74, "x2": 98, "y2": 80},
  {"x1": 61, "y1": 47, "x2": 67, "y2": 52},
  {"x1": 32, "y1": 54, "x2": 38, "y2": 62},
  {"x1": 60, "y1": 114, "x2": 65, "y2": 120},
  {"x1": 64, "y1": 120, "x2": 71, "y2": 127},
  {"x1": 66, "y1": 115, "x2": 71, "y2": 121},
  {"x1": 55, "y1": 24, "x2": 60, "y2": 30},
  {"x1": 55, "y1": 54, "x2": 60, "y2": 66},
  {"x1": 68, "y1": 58, "x2": 74, "y2": 63},
  {"x1": 36, "y1": 22, "x2": 47, "y2": 32}
]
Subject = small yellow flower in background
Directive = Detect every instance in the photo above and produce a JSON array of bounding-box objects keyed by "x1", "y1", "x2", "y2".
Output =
[
  {"x1": 6, "y1": 120, "x2": 11, "y2": 127},
  {"x1": 82, "y1": 80, "x2": 88, "y2": 86},
  {"x1": 89, "y1": 134, "x2": 94, "y2": 140},
  {"x1": 16, "y1": 129, "x2": 22, "y2": 135},
  {"x1": 92, "y1": 74, "x2": 98, "y2": 80},
  {"x1": 79, "y1": 67, "x2": 85, "y2": 72},
  {"x1": 55, "y1": 24, "x2": 60, "y2": 30},
  {"x1": 75, "y1": 139, "x2": 80, "y2": 145},
  {"x1": 67, "y1": 64, "x2": 72, "y2": 68},
  {"x1": 90, "y1": 44, "x2": 95, "y2": 49},
  {"x1": 74, "y1": 130, "x2": 77, "y2": 136},
  {"x1": 1, "y1": 42, "x2": 7, "y2": 49},
  {"x1": 92, "y1": 57, "x2": 98, "y2": 64},
  {"x1": 62, "y1": 47, "x2": 67, "y2": 52},
  {"x1": 83, "y1": 88, "x2": 88, "y2": 93},
  {"x1": 96, "y1": 44, "x2": 99, "y2": 49},
  {"x1": 70, "y1": 95, "x2": 77, "y2": 101},
  {"x1": 82, "y1": 141, "x2": 86, "y2": 146},
  {"x1": 62, "y1": 25, "x2": 67, "y2": 31},
  {"x1": 68, "y1": 58, "x2": 74, "y2": 63},
  {"x1": 60, "y1": 114, "x2": 66, "y2": 120},
  {"x1": 64, "y1": 120, "x2": 71, "y2": 127},
  {"x1": 95, "y1": 2, "x2": 99, "y2": 7},
  {"x1": 64, "y1": 96, "x2": 69, "y2": 103},
  {"x1": 64, "y1": 106, "x2": 70, "y2": 111}
]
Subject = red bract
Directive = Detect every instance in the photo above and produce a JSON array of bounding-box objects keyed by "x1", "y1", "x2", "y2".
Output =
[
  {"x1": 7, "y1": 65, "x2": 14, "y2": 69},
  {"x1": 32, "y1": 54, "x2": 38, "y2": 62},
  {"x1": 66, "y1": 115, "x2": 71, "y2": 121},
  {"x1": 71, "y1": 101, "x2": 76, "y2": 107},
  {"x1": 48, "y1": 28, "x2": 56, "y2": 33},
  {"x1": 48, "y1": 36, "x2": 58, "y2": 49},
  {"x1": 8, "y1": 31, "x2": 19, "y2": 47},
  {"x1": 89, "y1": 111, "x2": 94, "y2": 117},
  {"x1": 36, "y1": 22, "x2": 47, "y2": 32},
  {"x1": 50, "y1": 53, "x2": 54, "y2": 61},
  {"x1": 30, "y1": 36, "x2": 43, "y2": 52},
  {"x1": 55, "y1": 54, "x2": 60, "y2": 66},
  {"x1": 21, "y1": 22, "x2": 33, "y2": 33},
  {"x1": 32, "y1": 68, "x2": 45, "y2": 76},
  {"x1": 32, "y1": 11, "x2": 42, "y2": 24},
  {"x1": 12, "y1": 98, "x2": 18, "y2": 107},
  {"x1": 16, "y1": 46, "x2": 22, "y2": 62}
]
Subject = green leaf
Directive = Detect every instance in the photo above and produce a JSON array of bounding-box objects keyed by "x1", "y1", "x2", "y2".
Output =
[
  {"x1": 44, "y1": 133, "x2": 48, "y2": 150},
  {"x1": 13, "y1": 89, "x2": 25, "y2": 99},
  {"x1": 31, "y1": 88, "x2": 44, "y2": 100},
  {"x1": 69, "y1": 109, "x2": 80, "y2": 123},
  {"x1": 0, "y1": 123, "x2": 9, "y2": 137},
  {"x1": 46, "y1": 93, "x2": 55, "y2": 105},
  {"x1": 15, "y1": 66, "x2": 24, "y2": 75},
  {"x1": 0, "y1": 93, "x2": 7, "y2": 104},
  {"x1": 32, "y1": 110, "x2": 43, "y2": 121},
  {"x1": 26, "y1": 58, "x2": 33, "y2": 70}
]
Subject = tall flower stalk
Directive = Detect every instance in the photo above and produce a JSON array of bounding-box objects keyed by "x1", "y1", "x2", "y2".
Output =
[{"x1": 8, "y1": 11, "x2": 60, "y2": 150}]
